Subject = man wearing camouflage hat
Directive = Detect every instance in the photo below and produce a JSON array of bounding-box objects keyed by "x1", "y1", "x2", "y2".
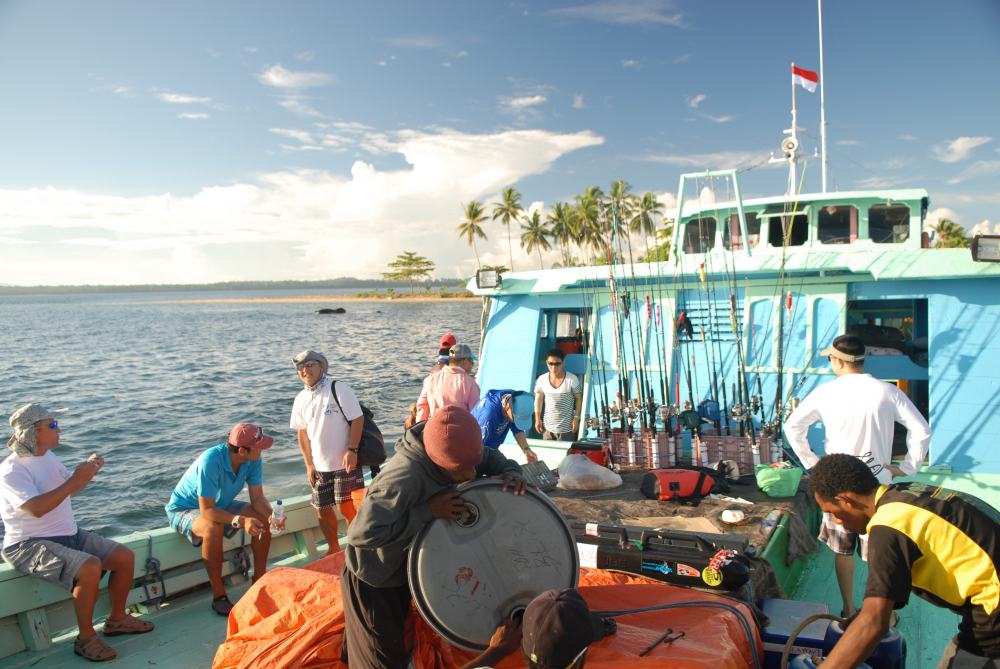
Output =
[{"x1": 1, "y1": 403, "x2": 153, "y2": 662}]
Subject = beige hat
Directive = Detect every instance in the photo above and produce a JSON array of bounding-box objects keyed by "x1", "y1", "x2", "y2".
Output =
[{"x1": 819, "y1": 334, "x2": 866, "y2": 362}]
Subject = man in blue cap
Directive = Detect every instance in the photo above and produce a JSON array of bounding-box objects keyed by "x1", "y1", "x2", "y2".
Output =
[{"x1": 471, "y1": 390, "x2": 538, "y2": 463}]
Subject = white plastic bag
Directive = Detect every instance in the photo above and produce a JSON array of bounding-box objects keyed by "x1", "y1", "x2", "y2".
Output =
[{"x1": 556, "y1": 454, "x2": 622, "y2": 490}]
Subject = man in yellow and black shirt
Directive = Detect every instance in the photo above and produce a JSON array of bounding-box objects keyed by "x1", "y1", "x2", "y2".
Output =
[{"x1": 810, "y1": 453, "x2": 1000, "y2": 669}]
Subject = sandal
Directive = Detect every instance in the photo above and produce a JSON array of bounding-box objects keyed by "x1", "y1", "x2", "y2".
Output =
[
  {"x1": 74, "y1": 634, "x2": 117, "y2": 662},
  {"x1": 212, "y1": 595, "x2": 234, "y2": 617},
  {"x1": 104, "y1": 613, "x2": 155, "y2": 636}
]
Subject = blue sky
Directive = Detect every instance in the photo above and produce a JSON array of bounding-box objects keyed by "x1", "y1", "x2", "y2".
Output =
[{"x1": 1, "y1": 0, "x2": 998, "y2": 285}]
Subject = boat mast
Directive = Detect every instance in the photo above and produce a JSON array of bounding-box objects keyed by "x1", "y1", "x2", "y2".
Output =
[
  {"x1": 769, "y1": 68, "x2": 802, "y2": 198},
  {"x1": 818, "y1": 0, "x2": 829, "y2": 192}
]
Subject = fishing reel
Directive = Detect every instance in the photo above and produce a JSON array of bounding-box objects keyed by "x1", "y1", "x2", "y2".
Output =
[
  {"x1": 624, "y1": 403, "x2": 640, "y2": 422},
  {"x1": 587, "y1": 416, "x2": 602, "y2": 432},
  {"x1": 655, "y1": 404, "x2": 675, "y2": 423},
  {"x1": 749, "y1": 395, "x2": 760, "y2": 414}
]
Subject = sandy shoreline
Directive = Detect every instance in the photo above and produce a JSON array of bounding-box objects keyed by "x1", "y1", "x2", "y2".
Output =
[{"x1": 152, "y1": 294, "x2": 480, "y2": 305}]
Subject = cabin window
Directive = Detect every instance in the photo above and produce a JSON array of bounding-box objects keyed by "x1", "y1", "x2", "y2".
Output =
[
  {"x1": 767, "y1": 214, "x2": 808, "y2": 247},
  {"x1": 869, "y1": 204, "x2": 910, "y2": 243},
  {"x1": 818, "y1": 205, "x2": 858, "y2": 244},
  {"x1": 540, "y1": 309, "x2": 590, "y2": 355},
  {"x1": 723, "y1": 213, "x2": 761, "y2": 250},
  {"x1": 682, "y1": 217, "x2": 716, "y2": 253}
]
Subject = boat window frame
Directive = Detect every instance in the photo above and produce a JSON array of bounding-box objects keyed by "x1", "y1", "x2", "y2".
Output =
[
  {"x1": 868, "y1": 203, "x2": 911, "y2": 244},
  {"x1": 817, "y1": 204, "x2": 859, "y2": 245}
]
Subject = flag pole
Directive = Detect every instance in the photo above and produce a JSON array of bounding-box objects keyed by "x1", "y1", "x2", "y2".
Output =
[
  {"x1": 789, "y1": 62, "x2": 798, "y2": 196},
  {"x1": 818, "y1": 0, "x2": 829, "y2": 192}
]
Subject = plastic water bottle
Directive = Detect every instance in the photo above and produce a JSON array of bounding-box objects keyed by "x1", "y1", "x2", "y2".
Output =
[{"x1": 270, "y1": 500, "x2": 284, "y2": 536}]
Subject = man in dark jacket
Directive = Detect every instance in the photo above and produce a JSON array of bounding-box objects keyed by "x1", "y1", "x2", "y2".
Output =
[{"x1": 341, "y1": 406, "x2": 524, "y2": 669}]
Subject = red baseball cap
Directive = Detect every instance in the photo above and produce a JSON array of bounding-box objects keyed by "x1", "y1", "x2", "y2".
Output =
[
  {"x1": 439, "y1": 332, "x2": 457, "y2": 348},
  {"x1": 228, "y1": 423, "x2": 274, "y2": 450}
]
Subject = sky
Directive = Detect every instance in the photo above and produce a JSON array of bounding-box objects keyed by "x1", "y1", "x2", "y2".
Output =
[{"x1": 1, "y1": 0, "x2": 998, "y2": 286}]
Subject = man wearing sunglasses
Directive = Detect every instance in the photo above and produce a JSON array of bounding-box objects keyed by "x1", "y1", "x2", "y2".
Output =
[
  {"x1": 165, "y1": 422, "x2": 280, "y2": 617},
  {"x1": 534, "y1": 348, "x2": 582, "y2": 441},
  {"x1": 1, "y1": 403, "x2": 154, "y2": 662}
]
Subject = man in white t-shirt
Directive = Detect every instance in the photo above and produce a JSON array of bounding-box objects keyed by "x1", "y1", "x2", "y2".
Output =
[
  {"x1": 785, "y1": 334, "x2": 931, "y2": 618},
  {"x1": 0, "y1": 403, "x2": 153, "y2": 662},
  {"x1": 534, "y1": 348, "x2": 582, "y2": 440},
  {"x1": 290, "y1": 349, "x2": 365, "y2": 555}
]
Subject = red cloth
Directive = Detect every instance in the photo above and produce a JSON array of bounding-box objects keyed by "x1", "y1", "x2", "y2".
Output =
[{"x1": 214, "y1": 558, "x2": 761, "y2": 669}]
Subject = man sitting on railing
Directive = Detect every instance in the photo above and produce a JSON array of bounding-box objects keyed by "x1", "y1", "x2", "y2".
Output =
[
  {"x1": 165, "y1": 423, "x2": 284, "y2": 617},
  {"x1": 1, "y1": 403, "x2": 154, "y2": 663}
]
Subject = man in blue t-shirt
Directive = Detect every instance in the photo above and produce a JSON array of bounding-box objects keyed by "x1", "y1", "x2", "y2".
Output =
[
  {"x1": 471, "y1": 390, "x2": 538, "y2": 462},
  {"x1": 165, "y1": 423, "x2": 284, "y2": 616}
]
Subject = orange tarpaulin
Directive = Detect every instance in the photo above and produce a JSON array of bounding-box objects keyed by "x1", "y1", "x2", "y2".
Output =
[{"x1": 213, "y1": 553, "x2": 762, "y2": 669}]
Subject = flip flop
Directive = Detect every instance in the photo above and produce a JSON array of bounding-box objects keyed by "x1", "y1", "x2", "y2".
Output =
[
  {"x1": 103, "y1": 613, "x2": 155, "y2": 636},
  {"x1": 212, "y1": 595, "x2": 234, "y2": 617},
  {"x1": 74, "y1": 634, "x2": 117, "y2": 662}
]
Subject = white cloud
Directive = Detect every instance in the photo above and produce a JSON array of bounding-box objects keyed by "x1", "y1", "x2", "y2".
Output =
[
  {"x1": 295, "y1": 51, "x2": 316, "y2": 62},
  {"x1": 157, "y1": 91, "x2": 212, "y2": 105},
  {"x1": 269, "y1": 127, "x2": 315, "y2": 144},
  {"x1": 969, "y1": 219, "x2": 1000, "y2": 236},
  {"x1": 702, "y1": 113, "x2": 734, "y2": 124},
  {"x1": 687, "y1": 93, "x2": 707, "y2": 109},
  {"x1": 837, "y1": 139, "x2": 860, "y2": 146},
  {"x1": 0, "y1": 128, "x2": 604, "y2": 284},
  {"x1": 898, "y1": 134, "x2": 917, "y2": 142},
  {"x1": 946, "y1": 160, "x2": 1000, "y2": 185},
  {"x1": 278, "y1": 98, "x2": 325, "y2": 118},
  {"x1": 257, "y1": 64, "x2": 333, "y2": 89},
  {"x1": 572, "y1": 94, "x2": 585, "y2": 109},
  {"x1": 622, "y1": 59, "x2": 640, "y2": 69},
  {"x1": 931, "y1": 136, "x2": 992, "y2": 163},
  {"x1": 178, "y1": 112, "x2": 209, "y2": 120},
  {"x1": 924, "y1": 208, "x2": 961, "y2": 233},
  {"x1": 672, "y1": 53, "x2": 692, "y2": 64},
  {"x1": 499, "y1": 95, "x2": 547, "y2": 114},
  {"x1": 639, "y1": 149, "x2": 771, "y2": 170},
  {"x1": 547, "y1": 0, "x2": 686, "y2": 27}
]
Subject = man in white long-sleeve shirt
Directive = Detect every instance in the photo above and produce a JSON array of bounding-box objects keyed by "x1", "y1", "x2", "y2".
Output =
[{"x1": 785, "y1": 334, "x2": 931, "y2": 618}]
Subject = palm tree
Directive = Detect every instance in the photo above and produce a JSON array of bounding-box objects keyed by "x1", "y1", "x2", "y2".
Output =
[
  {"x1": 572, "y1": 186, "x2": 605, "y2": 263},
  {"x1": 520, "y1": 210, "x2": 552, "y2": 269},
  {"x1": 457, "y1": 200, "x2": 489, "y2": 269},
  {"x1": 546, "y1": 202, "x2": 576, "y2": 267},
  {"x1": 630, "y1": 191, "x2": 665, "y2": 258},
  {"x1": 492, "y1": 187, "x2": 523, "y2": 272},
  {"x1": 607, "y1": 179, "x2": 634, "y2": 227},
  {"x1": 931, "y1": 219, "x2": 969, "y2": 248}
]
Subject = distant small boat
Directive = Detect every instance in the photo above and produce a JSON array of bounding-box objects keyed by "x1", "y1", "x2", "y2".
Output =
[{"x1": 315, "y1": 307, "x2": 346, "y2": 314}]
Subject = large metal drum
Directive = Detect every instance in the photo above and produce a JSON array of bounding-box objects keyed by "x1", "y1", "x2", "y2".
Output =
[{"x1": 407, "y1": 478, "x2": 579, "y2": 651}]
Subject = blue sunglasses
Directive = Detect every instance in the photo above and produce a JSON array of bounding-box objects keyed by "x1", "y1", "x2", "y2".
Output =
[{"x1": 43, "y1": 420, "x2": 58, "y2": 429}]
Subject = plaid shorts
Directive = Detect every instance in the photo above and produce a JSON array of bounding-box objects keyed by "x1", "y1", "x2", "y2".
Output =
[
  {"x1": 1, "y1": 528, "x2": 121, "y2": 591},
  {"x1": 312, "y1": 468, "x2": 365, "y2": 509},
  {"x1": 819, "y1": 511, "x2": 869, "y2": 560}
]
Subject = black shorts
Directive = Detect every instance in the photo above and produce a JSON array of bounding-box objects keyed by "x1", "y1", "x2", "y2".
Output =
[{"x1": 311, "y1": 469, "x2": 365, "y2": 508}]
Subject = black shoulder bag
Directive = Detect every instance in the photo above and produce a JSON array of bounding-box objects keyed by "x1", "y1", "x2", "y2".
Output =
[{"x1": 330, "y1": 380, "x2": 386, "y2": 475}]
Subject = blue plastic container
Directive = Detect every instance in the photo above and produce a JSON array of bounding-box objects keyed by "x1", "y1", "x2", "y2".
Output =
[
  {"x1": 790, "y1": 655, "x2": 872, "y2": 669},
  {"x1": 823, "y1": 620, "x2": 906, "y2": 669}
]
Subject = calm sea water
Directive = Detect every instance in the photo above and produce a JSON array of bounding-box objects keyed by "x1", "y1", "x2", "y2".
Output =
[{"x1": 0, "y1": 290, "x2": 482, "y2": 538}]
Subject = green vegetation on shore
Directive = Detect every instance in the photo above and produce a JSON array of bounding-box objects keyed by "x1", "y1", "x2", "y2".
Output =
[{"x1": 0, "y1": 277, "x2": 466, "y2": 297}]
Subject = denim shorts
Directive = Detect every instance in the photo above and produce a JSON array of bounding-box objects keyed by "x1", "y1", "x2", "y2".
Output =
[
  {"x1": 819, "y1": 511, "x2": 869, "y2": 560},
  {"x1": 166, "y1": 500, "x2": 248, "y2": 547},
  {"x1": 1, "y1": 528, "x2": 122, "y2": 591}
]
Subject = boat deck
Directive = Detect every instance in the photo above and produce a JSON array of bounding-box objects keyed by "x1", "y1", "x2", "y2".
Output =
[{"x1": 0, "y1": 470, "x2": 994, "y2": 668}]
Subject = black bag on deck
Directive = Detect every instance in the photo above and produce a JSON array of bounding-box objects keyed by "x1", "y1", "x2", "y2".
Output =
[
  {"x1": 570, "y1": 522, "x2": 750, "y2": 590},
  {"x1": 640, "y1": 467, "x2": 723, "y2": 501},
  {"x1": 330, "y1": 380, "x2": 387, "y2": 470}
]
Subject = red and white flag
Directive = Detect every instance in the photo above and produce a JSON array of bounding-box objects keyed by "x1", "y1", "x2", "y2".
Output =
[{"x1": 792, "y1": 65, "x2": 818, "y2": 93}]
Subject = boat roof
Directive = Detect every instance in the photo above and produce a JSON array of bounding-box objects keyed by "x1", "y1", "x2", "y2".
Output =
[
  {"x1": 467, "y1": 248, "x2": 1000, "y2": 296},
  {"x1": 675, "y1": 188, "x2": 929, "y2": 218}
]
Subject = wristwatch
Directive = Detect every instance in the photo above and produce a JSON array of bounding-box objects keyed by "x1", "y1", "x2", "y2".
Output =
[
  {"x1": 347, "y1": 447, "x2": 359, "y2": 453},
  {"x1": 231, "y1": 515, "x2": 241, "y2": 529}
]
